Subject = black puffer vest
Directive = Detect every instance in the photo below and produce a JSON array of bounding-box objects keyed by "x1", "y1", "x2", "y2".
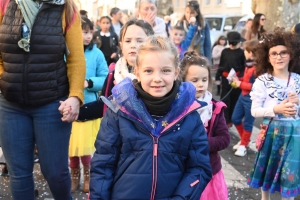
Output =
[{"x1": 0, "y1": 1, "x2": 69, "y2": 106}]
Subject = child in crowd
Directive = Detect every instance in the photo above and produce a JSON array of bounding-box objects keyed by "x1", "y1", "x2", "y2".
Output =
[
  {"x1": 248, "y1": 28, "x2": 300, "y2": 200},
  {"x1": 68, "y1": 17, "x2": 108, "y2": 193},
  {"x1": 215, "y1": 31, "x2": 245, "y2": 127},
  {"x1": 171, "y1": 18, "x2": 197, "y2": 60},
  {"x1": 94, "y1": 16, "x2": 119, "y2": 66},
  {"x1": 180, "y1": 51, "x2": 230, "y2": 200},
  {"x1": 231, "y1": 39, "x2": 258, "y2": 156},
  {"x1": 74, "y1": 19, "x2": 155, "y2": 121},
  {"x1": 89, "y1": 36, "x2": 212, "y2": 199},
  {"x1": 212, "y1": 35, "x2": 227, "y2": 95}
]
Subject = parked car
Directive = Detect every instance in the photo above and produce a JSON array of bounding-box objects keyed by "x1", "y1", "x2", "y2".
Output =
[{"x1": 204, "y1": 14, "x2": 244, "y2": 46}]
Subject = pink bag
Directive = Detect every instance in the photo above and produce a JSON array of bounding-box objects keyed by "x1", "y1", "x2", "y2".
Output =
[{"x1": 255, "y1": 118, "x2": 273, "y2": 151}]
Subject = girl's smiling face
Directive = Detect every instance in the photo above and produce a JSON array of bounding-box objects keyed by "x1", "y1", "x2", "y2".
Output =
[{"x1": 135, "y1": 51, "x2": 180, "y2": 97}]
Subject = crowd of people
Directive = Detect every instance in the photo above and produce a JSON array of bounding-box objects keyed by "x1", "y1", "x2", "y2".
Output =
[{"x1": 0, "y1": 0, "x2": 300, "y2": 200}]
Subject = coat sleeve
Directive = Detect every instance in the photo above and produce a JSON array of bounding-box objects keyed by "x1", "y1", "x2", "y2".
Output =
[
  {"x1": 250, "y1": 79, "x2": 275, "y2": 118},
  {"x1": 208, "y1": 109, "x2": 230, "y2": 152},
  {"x1": 172, "y1": 113, "x2": 212, "y2": 199},
  {"x1": 90, "y1": 109, "x2": 122, "y2": 200},
  {"x1": 203, "y1": 22, "x2": 212, "y2": 61},
  {"x1": 181, "y1": 25, "x2": 197, "y2": 50},
  {"x1": 215, "y1": 50, "x2": 225, "y2": 80},
  {"x1": 88, "y1": 50, "x2": 108, "y2": 92}
]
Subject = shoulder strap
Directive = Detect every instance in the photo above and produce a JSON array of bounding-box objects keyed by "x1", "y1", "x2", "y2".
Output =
[
  {"x1": 208, "y1": 101, "x2": 227, "y2": 137},
  {"x1": 103, "y1": 63, "x2": 116, "y2": 115}
]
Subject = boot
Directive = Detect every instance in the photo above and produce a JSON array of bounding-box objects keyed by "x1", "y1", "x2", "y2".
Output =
[
  {"x1": 83, "y1": 165, "x2": 90, "y2": 193},
  {"x1": 70, "y1": 167, "x2": 80, "y2": 192}
]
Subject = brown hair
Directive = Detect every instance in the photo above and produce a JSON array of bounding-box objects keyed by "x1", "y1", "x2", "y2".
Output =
[
  {"x1": 243, "y1": 39, "x2": 258, "y2": 54},
  {"x1": 255, "y1": 27, "x2": 300, "y2": 76},
  {"x1": 179, "y1": 51, "x2": 212, "y2": 91},
  {"x1": 64, "y1": 0, "x2": 79, "y2": 28},
  {"x1": 136, "y1": 36, "x2": 179, "y2": 69},
  {"x1": 119, "y1": 19, "x2": 154, "y2": 42},
  {"x1": 251, "y1": 13, "x2": 266, "y2": 36},
  {"x1": 180, "y1": 0, "x2": 205, "y2": 28}
]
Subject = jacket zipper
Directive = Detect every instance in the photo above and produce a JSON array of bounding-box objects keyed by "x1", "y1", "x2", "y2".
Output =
[
  {"x1": 119, "y1": 105, "x2": 201, "y2": 200},
  {"x1": 150, "y1": 136, "x2": 159, "y2": 200}
]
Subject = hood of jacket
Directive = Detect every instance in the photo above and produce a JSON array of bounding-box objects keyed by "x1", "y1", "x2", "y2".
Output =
[{"x1": 101, "y1": 77, "x2": 206, "y2": 136}]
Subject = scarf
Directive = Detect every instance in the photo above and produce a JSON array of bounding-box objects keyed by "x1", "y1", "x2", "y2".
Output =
[
  {"x1": 16, "y1": 0, "x2": 65, "y2": 52},
  {"x1": 197, "y1": 91, "x2": 213, "y2": 128},
  {"x1": 133, "y1": 80, "x2": 180, "y2": 116},
  {"x1": 114, "y1": 57, "x2": 136, "y2": 84}
]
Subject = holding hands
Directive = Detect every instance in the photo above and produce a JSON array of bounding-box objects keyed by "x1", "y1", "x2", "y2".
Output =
[{"x1": 58, "y1": 97, "x2": 81, "y2": 122}]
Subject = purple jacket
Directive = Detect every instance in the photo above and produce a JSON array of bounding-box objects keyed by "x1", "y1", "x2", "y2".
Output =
[{"x1": 207, "y1": 99, "x2": 230, "y2": 175}]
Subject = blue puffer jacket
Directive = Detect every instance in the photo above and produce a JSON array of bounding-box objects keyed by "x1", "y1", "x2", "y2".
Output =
[
  {"x1": 84, "y1": 44, "x2": 108, "y2": 104},
  {"x1": 90, "y1": 78, "x2": 212, "y2": 200},
  {"x1": 176, "y1": 20, "x2": 212, "y2": 61}
]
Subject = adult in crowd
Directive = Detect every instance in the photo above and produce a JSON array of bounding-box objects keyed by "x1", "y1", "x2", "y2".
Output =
[
  {"x1": 176, "y1": 0, "x2": 212, "y2": 61},
  {"x1": 110, "y1": 7, "x2": 123, "y2": 38},
  {"x1": 80, "y1": 9, "x2": 88, "y2": 18},
  {"x1": 240, "y1": 18, "x2": 252, "y2": 39},
  {"x1": 245, "y1": 13, "x2": 266, "y2": 41},
  {"x1": 0, "y1": 0, "x2": 85, "y2": 199},
  {"x1": 138, "y1": 0, "x2": 167, "y2": 37}
]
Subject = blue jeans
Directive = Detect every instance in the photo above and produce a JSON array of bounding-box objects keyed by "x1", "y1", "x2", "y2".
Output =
[
  {"x1": 0, "y1": 94, "x2": 72, "y2": 200},
  {"x1": 232, "y1": 94, "x2": 255, "y2": 132}
]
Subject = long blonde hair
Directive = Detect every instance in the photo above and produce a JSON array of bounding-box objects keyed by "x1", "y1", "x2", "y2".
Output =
[{"x1": 64, "y1": 0, "x2": 79, "y2": 27}]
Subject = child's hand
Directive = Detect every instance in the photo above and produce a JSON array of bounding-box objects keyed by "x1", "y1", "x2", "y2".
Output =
[
  {"x1": 288, "y1": 92, "x2": 299, "y2": 104},
  {"x1": 215, "y1": 80, "x2": 221, "y2": 85},
  {"x1": 232, "y1": 76, "x2": 241, "y2": 87},
  {"x1": 189, "y1": 17, "x2": 196, "y2": 25},
  {"x1": 111, "y1": 53, "x2": 117, "y2": 59},
  {"x1": 273, "y1": 99, "x2": 297, "y2": 117},
  {"x1": 84, "y1": 80, "x2": 88, "y2": 88}
]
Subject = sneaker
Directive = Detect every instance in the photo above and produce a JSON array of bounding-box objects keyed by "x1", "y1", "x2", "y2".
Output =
[
  {"x1": 235, "y1": 145, "x2": 247, "y2": 157},
  {"x1": 232, "y1": 141, "x2": 241, "y2": 151}
]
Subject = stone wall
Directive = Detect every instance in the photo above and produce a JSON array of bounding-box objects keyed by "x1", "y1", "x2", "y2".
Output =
[{"x1": 252, "y1": 0, "x2": 300, "y2": 31}]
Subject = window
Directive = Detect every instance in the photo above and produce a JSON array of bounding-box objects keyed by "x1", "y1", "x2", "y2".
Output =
[
  {"x1": 205, "y1": 0, "x2": 210, "y2": 5},
  {"x1": 206, "y1": 18, "x2": 222, "y2": 31},
  {"x1": 216, "y1": 0, "x2": 221, "y2": 4}
]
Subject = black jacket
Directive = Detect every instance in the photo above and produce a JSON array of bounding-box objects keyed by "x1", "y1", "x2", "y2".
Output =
[{"x1": 0, "y1": 1, "x2": 69, "y2": 106}]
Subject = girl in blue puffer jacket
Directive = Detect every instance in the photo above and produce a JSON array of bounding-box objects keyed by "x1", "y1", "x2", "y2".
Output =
[{"x1": 89, "y1": 36, "x2": 212, "y2": 199}]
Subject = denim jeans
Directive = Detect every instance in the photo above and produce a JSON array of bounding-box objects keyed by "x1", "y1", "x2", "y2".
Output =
[
  {"x1": 0, "y1": 94, "x2": 72, "y2": 200},
  {"x1": 232, "y1": 94, "x2": 255, "y2": 132}
]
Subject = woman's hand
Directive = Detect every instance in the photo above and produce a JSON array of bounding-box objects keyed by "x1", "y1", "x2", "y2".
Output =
[
  {"x1": 273, "y1": 99, "x2": 297, "y2": 117},
  {"x1": 58, "y1": 97, "x2": 81, "y2": 122},
  {"x1": 288, "y1": 92, "x2": 299, "y2": 104},
  {"x1": 143, "y1": 11, "x2": 156, "y2": 26}
]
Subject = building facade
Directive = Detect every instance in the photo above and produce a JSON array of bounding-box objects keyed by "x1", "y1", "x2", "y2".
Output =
[{"x1": 172, "y1": 0, "x2": 253, "y2": 20}]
